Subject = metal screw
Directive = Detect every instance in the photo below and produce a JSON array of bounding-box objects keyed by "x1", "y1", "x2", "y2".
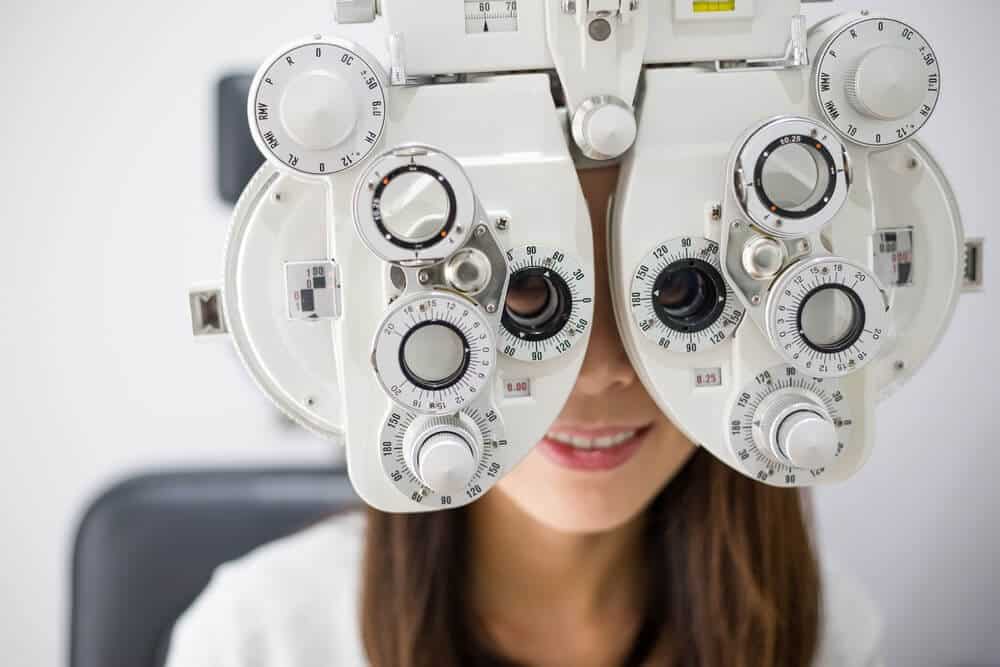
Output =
[
  {"x1": 800, "y1": 240, "x2": 811, "y2": 252},
  {"x1": 306, "y1": 396, "x2": 316, "y2": 407},
  {"x1": 732, "y1": 221, "x2": 742, "y2": 231},
  {"x1": 495, "y1": 216, "x2": 510, "y2": 231},
  {"x1": 908, "y1": 158, "x2": 920, "y2": 170},
  {"x1": 418, "y1": 271, "x2": 430, "y2": 284},
  {"x1": 455, "y1": 225, "x2": 464, "y2": 235},
  {"x1": 562, "y1": 0, "x2": 576, "y2": 13},
  {"x1": 860, "y1": 9, "x2": 870, "y2": 16},
  {"x1": 775, "y1": 219, "x2": 784, "y2": 228},
  {"x1": 894, "y1": 360, "x2": 906, "y2": 371},
  {"x1": 751, "y1": 294, "x2": 762, "y2": 306},
  {"x1": 811, "y1": 128, "x2": 819, "y2": 138},
  {"x1": 486, "y1": 303, "x2": 497, "y2": 314},
  {"x1": 272, "y1": 192, "x2": 284, "y2": 203},
  {"x1": 475, "y1": 225, "x2": 487, "y2": 237},
  {"x1": 589, "y1": 17, "x2": 612, "y2": 41},
  {"x1": 710, "y1": 204, "x2": 722, "y2": 221}
]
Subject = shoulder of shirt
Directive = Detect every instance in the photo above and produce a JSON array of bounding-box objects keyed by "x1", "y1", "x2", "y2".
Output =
[
  {"x1": 813, "y1": 559, "x2": 885, "y2": 667},
  {"x1": 165, "y1": 511, "x2": 367, "y2": 666}
]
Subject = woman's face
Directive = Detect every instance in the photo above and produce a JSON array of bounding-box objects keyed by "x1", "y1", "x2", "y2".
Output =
[{"x1": 493, "y1": 166, "x2": 697, "y2": 534}]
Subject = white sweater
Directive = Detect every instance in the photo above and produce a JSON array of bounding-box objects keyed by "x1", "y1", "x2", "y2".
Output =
[{"x1": 165, "y1": 512, "x2": 884, "y2": 666}]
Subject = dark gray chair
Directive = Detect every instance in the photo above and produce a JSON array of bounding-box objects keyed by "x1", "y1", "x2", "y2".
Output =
[{"x1": 69, "y1": 467, "x2": 359, "y2": 667}]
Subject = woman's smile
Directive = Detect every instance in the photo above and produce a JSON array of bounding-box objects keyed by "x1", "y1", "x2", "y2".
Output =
[{"x1": 539, "y1": 424, "x2": 653, "y2": 471}]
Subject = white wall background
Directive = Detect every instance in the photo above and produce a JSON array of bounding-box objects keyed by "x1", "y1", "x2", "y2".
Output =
[{"x1": 1, "y1": 1, "x2": 995, "y2": 666}]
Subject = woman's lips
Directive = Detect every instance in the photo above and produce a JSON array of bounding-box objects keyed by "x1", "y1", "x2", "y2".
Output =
[{"x1": 538, "y1": 425, "x2": 652, "y2": 472}]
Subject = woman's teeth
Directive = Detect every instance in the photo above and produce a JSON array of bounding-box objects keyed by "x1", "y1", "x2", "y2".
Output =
[{"x1": 545, "y1": 430, "x2": 637, "y2": 450}]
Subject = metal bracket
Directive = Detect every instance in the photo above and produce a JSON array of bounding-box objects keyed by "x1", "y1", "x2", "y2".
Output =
[
  {"x1": 963, "y1": 238, "x2": 984, "y2": 292},
  {"x1": 189, "y1": 286, "x2": 228, "y2": 337},
  {"x1": 714, "y1": 14, "x2": 809, "y2": 72}
]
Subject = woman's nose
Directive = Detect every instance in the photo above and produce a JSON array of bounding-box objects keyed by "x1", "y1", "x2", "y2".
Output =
[{"x1": 573, "y1": 289, "x2": 638, "y2": 397}]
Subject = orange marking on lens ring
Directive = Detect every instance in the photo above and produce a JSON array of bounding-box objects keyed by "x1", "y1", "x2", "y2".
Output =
[
  {"x1": 771, "y1": 206, "x2": 778, "y2": 212},
  {"x1": 382, "y1": 177, "x2": 390, "y2": 185},
  {"x1": 440, "y1": 231, "x2": 447, "y2": 237},
  {"x1": 815, "y1": 143, "x2": 823, "y2": 149}
]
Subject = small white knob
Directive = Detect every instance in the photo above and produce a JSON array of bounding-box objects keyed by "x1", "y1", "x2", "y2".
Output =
[
  {"x1": 333, "y1": 0, "x2": 378, "y2": 23},
  {"x1": 776, "y1": 411, "x2": 839, "y2": 470},
  {"x1": 403, "y1": 415, "x2": 482, "y2": 495},
  {"x1": 280, "y1": 71, "x2": 356, "y2": 150},
  {"x1": 571, "y1": 97, "x2": 637, "y2": 161},
  {"x1": 846, "y1": 46, "x2": 926, "y2": 121}
]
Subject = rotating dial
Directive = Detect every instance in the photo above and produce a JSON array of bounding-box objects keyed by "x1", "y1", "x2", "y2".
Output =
[
  {"x1": 354, "y1": 147, "x2": 477, "y2": 263},
  {"x1": 727, "y1": 364, "x2": 853, "y2": 486},
  {"x1": 630, "y1": 237, "x2": 745, "y2": 353},
  {"x1": 380, "y1": 407, "x2": 507, "y2": 507},
  {"x1": 815, "y1": 17, "x2": 940, "y2": 147},
  {"x1": 500, "y1": 245, "x2": 594, "y2": 363},
  {"x1": 372, "y1": 291, "x2": 496, "y2": 414},
  {"x1": 766, "y1": 257, "x2": 889, "y2": 377},
  {"x1": 733, "y1": 116, "x2": 850, "y2": 238},
  {"x1": 250, "y1": 38, "x2": 386, "y2": 176}
]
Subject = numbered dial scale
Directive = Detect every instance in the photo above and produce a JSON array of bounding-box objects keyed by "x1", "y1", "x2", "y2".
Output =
[
  {"x1": 727, "y1": 364, "x2": 853, "y2": 486},
  {"x1": 630, "y1": 237, "x2": 745, "y2": 353},
  {"x1": 372, "y1": 291, "x2": 496, "y2": 414},
  {"x1": 815, "y1": 17, "x2": 941, "y2": 147},
  {"x1": 250, "y1": 38, "x2": 387, "y2": 176},
  {"x1": 464, "y1": 1, "x2": 519, "y2": 33},
  {"x1": 380, "y1": 407, "x2": 507, "y2": 506},
  {"x1": 500, "y1": 245, "x2": 594, "y2": 362},
  {"x1": 765, "y1": 256, "x2": 889, "y2": 378}
]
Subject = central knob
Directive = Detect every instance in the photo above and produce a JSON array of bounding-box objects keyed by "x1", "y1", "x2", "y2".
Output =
[
  {"x1": 571, "y1": 97, "x2": 638, "y2": 161},
  {"x1": 846, "y1": 46, "x2": 926, "y2": 121},
  {"x1": 403, "y1": 415, "x2": 482, "y2": 495},
  {"x1": 753, "y1": 390, "x2": 839, "y2": 470},
  {"x1": 280, "y1": 70, "x2": 357, "y2": 150}
]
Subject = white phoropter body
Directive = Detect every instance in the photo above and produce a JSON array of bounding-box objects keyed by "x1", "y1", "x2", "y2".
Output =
[{"x1": 197, "y1": 2, "x2": 975, "y2": 510}]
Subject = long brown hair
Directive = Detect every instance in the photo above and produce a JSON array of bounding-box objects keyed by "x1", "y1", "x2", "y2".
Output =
[{"x1": 361, "y1": 448, "x2": 821, "y2": 666}]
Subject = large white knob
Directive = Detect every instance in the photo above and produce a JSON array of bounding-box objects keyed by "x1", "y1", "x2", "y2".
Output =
[
  {"x1": 280, "y1": 71, "x2": 357, "y2": 150},
  {"x1": 571, "y1": 96, "x2": 637, "y2": 161},
  {"x1": 776, "y1": 410, "x2": 839, "y2": 469},
  {"x1": 250, "y1": 39, "x2": 386, "y2": 176},
  {"x1": 753, "y1": 390, "x2": 839, "y2": 470},
  {"x1": 403, "y1": 415, "x2": 482, "y2": 495},
  {"x1": 846, "y1": 46, "x2": 926, "y2": 121}
]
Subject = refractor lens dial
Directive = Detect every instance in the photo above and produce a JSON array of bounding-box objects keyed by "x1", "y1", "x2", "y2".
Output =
[
  {"x1": 728, "y1": 364, "x2": 853, "y2": 486},
  {"x1": 630, "y1": 237, "x2": 744, "y2": 353},
  {"x1": 500, "y1": 245, "x2": 594, "y2": 363},
  {"x1": 372, "y1": 291, "x2": 495, "y2": 414},
  {"x1": 765, "y1": 257, "x2": 889, "y2": 378},
  {"x1": 734, "y1": 117, "x2": 850, "y2": 239},
  {"x1": 354, "y1": 147, "x2": 477, "y2": 263},
  {"x1": 249, "y1": 38, "x2": 386, "y2": 176},
  {"x1": 815, "y1": 17, "x2": 940, "y2": 147},
  {"x1": 380, "y1": 407, "x2": 507, "y2": 506}
]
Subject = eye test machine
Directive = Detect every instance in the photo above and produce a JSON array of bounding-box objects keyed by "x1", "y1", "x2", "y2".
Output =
[{"x1": 188, "y1": 0, "x2": 982, "y2": 512}]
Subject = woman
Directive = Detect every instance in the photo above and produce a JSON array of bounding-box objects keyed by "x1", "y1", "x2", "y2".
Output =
[{"x1": 166, "y1": 165, "x2": 882, "y2": 666}]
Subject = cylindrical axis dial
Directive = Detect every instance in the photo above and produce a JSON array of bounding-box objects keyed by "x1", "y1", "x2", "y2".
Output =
[
  {"x1": 765, "y1": 256, "x2": 889, "y2": 378},
  {"x1": 815, "y1": 16, "x2": 941, "y2": 147},
  {"x1": 379, "y1": 407, "x2": 507, "y2": 507},
  {"x1": 249, "y1": 37, "x2": 387, "y2": 176},
  {"x1": 372, "y1": 291, "x2": 496, "y2": 414},
  {"x1": 500, "y1": 245, "x2": 594, "y2": 363},
  {"x1": 629, "y1": 237, "x2": 744, "y2": 353},
  {"x1": 728, "y1": 364, "x2": 853, "y2": 486}
]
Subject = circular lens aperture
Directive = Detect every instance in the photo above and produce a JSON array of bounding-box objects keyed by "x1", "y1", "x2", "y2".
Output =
[
  {"x1": 797, "y1": 284, "x2": 867, "y2": 353},
  {"x1": 755, "y1": 136, "x2": 836, "y2": 219},
  {"x1": 502, "y1": 268, "x2": 572, "y2": 342},
  {"x1": 653, "y1": 259, "x2": 727, "y2": 334},
  {"x1": 372, "y1": 165, "x2": 457, "y2": 250},
  {"x1": 399, "y1": 321, "x2": 471, "y2": 390}
]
